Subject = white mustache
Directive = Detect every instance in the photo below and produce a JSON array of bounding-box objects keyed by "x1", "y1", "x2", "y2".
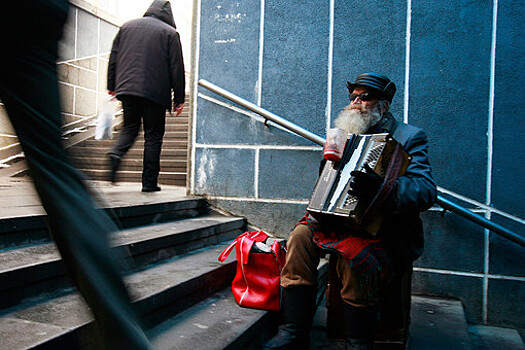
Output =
[{"x1": 334, "y1": 104, "x2": 382, "y2": 134}]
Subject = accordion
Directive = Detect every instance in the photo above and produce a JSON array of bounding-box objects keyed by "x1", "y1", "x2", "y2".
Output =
[{"x1": 307, "y1": 133, "x2": 411, "y2": 235}]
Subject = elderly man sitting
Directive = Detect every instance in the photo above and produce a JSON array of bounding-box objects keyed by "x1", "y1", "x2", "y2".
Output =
[{"x1": 264, "y1": 72, "x2": 437, "y2": 350}]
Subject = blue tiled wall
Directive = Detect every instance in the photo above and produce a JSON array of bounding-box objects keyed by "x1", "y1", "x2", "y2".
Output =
[
  {"x1": 261, "y1": 1, "x2": 330, "y2": 137},
  {"x1": 194, "y1": 147, "x2": 256, "y2": 197},
  {"x1": 492, "y1": 0, "x2": 525, "y2": 217},
  {"x1": 410, "y1": 0, "x2": 492, "y2": 203},
  {"x1": 332, "y1": 0, "x2": 407, "y2": 119},
  {"x1": 198, "y1": 0, "x2": 261, "y2": 101},
  {"x1": 258, "y1": 149, "x2": 320, "y2": 200}
]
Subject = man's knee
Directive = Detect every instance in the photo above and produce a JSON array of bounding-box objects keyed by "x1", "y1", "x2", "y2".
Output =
[
  {"x1": 287, "y1": 224, "x2": 313, "y2": 248},
  {"x1": 281, "y1": 225, "x2": 320, "y2": 288}
]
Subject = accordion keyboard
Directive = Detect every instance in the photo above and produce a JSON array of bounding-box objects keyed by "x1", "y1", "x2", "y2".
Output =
[
  {"x1": 340, "y1": 141, "x2": 385, "y2": 210},
  {"x1": 363, "y1": 143, "x2": 385, "y2": 173}
]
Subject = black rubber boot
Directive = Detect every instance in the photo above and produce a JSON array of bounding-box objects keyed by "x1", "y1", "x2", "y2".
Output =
[
  {"x1": 263, "y1": 285, "x2": 317, "y2": 350},
  {"x1": 108, "y1": 154, "x2": 121, "y2": 184},
  {"x1": 344, "y1": 303, "x2": 380, "y2": 350}
]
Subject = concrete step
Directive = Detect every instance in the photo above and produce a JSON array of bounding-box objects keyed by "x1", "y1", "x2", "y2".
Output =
[
  {"x1": 108, "y1": 131, "x2": 189, "y2": 141},
  {"x1": 164, "y1": 125, "x2": 189, "y2": 133},
  {"x1": 0, "y1": 195, "x2": 207, "y2": 249},
  {"x1": 160, "y1": 115, "x2": 189, "y2": 125},
  {"x1": 111, "y1": 123, "x2": 189, "y2": 132},
  {"x1": 107, "y1": 130, "x2": 188, "y2": 140},
  {"x1": 79, "y1": 139, "x2": 188, "y2": 149},
  {"x1": 149, "y1": 261, "x2": 329, "y2": 350},
  {"x1": 79, "y1": 169, "x2": 186, "y2": 186},
  {"x1": 68, "y1": 146, "x2": 188, "y2": 158},
  {"x1": 304, "y1": 294, "x2": 476, "y2": 350},
  {"x1": 110, "y1": 117, "x2": 189, "y2": 128},
  {"x1": 468, "y1": 325, "x2": 524, "y2": 350},
  {"x1": 0, "y1": 242, "x2": 238, "y2": 350},
  {"x1": 0, "y1": 214, "x2": 246, "y2": 310},
  {"x1": 407, "y1": 295, "x2": 472, "y2": 349},
  {"x1": 148, "y1": 288, "x2": 277, "y2": 350},
  {"x1": 70, "y1": 157, "x2": 187, "y2": 172},
  {"x1": 165, "y1": 116, "x2": 189, "y2": 125}
]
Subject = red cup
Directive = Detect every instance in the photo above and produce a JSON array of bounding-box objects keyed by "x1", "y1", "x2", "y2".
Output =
[{"x1": 324, "y1": 128, "x2": 347, "y2": 161}]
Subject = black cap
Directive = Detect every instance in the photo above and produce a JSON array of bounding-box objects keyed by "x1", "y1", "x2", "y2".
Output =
[{"x1": 346, "y1": 72, "x2": 396, "y2": 102}]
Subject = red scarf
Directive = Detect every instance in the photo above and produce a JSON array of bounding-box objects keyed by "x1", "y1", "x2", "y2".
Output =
[{"x1": 297, "y1": 214, "x2": 390, "y2": 296}]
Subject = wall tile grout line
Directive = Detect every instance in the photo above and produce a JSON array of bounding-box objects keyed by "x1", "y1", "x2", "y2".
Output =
[
  {"x1": 254, "y1": 148, "x2": 260, "y2": 199},
  {"x1": 194, "y1": 144, "x2": 320, "y2": 151},
  {"x1": 414, "y1": 267, "x2": 525, "y2": 282},
  {"x1": 325, "y1": 0, "x2": 334, "y2": 132},
  {"x1": 59, "y1": 52, "x2": 111, "y2": 65},
  {"x1": 482, "y1": 0, "x2": 499, "y2": 324},
  {"x1": 206, "y1": 195, "x2": 309, "y2": 205},
  {"x1": 257, "y1": 0, "x2": 265, "y2": 107},
  {"x1": 191, "y1": 0, "x2": 203, "y2": 194},
  {"x1": 60, "y1": 62, "x2": 98, "y2": 73},
  {"x1": 404, "y1": 0, "x2": 412, "y2": 124}
]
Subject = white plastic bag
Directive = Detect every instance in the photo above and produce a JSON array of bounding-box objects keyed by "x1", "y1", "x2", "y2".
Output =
[{"x1": 95, "y1": 97, "x2": 116, "y2": 140}]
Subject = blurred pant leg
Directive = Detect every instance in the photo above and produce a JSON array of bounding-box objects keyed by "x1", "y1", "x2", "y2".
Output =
[
  {"x1": 108, "y1": 96, "x2": 143, "y2": 159},
  {"x1": 0, "y1": 2, "x2": 151, "y2": 349}
]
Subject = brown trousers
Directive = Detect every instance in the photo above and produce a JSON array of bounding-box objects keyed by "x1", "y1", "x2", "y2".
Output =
[
  {"x1": 281, "y1": 224, "x2": 411, "y2": 313},
  {"x1": 281, "y1": 224, "x2": 384, "y2": 306}
]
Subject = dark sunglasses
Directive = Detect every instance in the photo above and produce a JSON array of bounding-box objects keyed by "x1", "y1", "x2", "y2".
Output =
[{"x1": 348, "y1": 92, "x2": 379, "y2": 102}]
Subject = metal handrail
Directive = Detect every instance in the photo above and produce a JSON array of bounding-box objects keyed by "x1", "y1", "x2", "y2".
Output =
[
  {"x1": 198, "y1": 79, "x2": 525, "y2": 247},
  {"x1": 198, "y1": 79, "x2": 325, "y2": 146},
  {"x1": 437, "y1": 196, "x2": 524, "y2": 246}
]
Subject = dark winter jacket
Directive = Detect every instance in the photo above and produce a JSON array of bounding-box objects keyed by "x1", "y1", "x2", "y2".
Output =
[
  {"x1": 107, "y1": 0, "x2": 185, "y2": 109},
  {"x1": 369, "y1": 113, "x2": 437, "y2": 262}
]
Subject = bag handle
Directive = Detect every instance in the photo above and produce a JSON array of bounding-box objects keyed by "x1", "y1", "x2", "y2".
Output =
[
  {"x1": 271, "y1": 240, "x2": 287, "y2": 270},
  {"x1": 218, "y1": 238, "x2": 238, "y2": 262},
  {"x1": 240, "y1": 235, "x2": 256, "y2": 265},
  {"x1": 217, "y1": 230, "x2": 269, "y2": 263}
]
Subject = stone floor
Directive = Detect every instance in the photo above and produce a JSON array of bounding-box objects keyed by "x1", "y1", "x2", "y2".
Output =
[{"x1": 0, "y1": 177, "x2": 188, "y2": 220}]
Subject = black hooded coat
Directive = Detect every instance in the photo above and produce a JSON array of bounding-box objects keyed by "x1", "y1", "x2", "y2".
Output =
[{"x1": 107, "y1": 0, "x2": 185, "y2": 109}]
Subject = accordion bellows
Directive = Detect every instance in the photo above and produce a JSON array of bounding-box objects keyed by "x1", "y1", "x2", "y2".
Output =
[{"x1": 307, "y1": 133, "x2": 411, "y2": 235}]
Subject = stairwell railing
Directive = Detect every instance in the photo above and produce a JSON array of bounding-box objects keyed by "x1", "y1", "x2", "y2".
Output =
[
  {"x1": 198, "y1": 79, "x2": 525, "y2": 248},
  {"x1": 0, "y1": 110, "x2": 123, "y2": 178}
]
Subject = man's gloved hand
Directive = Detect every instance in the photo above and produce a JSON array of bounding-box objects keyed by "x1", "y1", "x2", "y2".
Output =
[{"x1": 348, "y1": 164, "x2": 383, "y2": 204}]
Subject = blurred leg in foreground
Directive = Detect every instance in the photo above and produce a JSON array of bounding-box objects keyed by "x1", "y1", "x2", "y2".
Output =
[{"x1": 0, "y1": 2, "x2": 151, "y2": 349}]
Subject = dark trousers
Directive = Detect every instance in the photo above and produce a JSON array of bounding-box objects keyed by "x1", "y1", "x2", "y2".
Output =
[
  {"x1": 109, "y1": 96, "x2": 166, "y2": 188},
  {"x1": 0, "y1": 3, "x2": 150, "y2": 349}
]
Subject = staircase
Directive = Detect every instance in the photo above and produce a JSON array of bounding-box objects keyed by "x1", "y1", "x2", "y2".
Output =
[
  {"x1": 0, "y1": 181, "x2": 523, "y2": 349},
  {"x1": 0, "y1": 183, "x2": 275, "y2": 349},
  {"x1": 68, "y1": 98, "x2": 190, "y2": 187}
]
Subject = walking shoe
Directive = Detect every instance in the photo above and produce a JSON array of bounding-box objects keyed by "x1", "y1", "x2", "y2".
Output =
[{"x1": 141, "y1": 186, "x2": 161, "y2": 192}]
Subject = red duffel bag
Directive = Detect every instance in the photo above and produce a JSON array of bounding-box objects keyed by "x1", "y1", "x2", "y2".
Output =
[{"x1": 218, "y1": 231, "x2": 287, "y2": 311}]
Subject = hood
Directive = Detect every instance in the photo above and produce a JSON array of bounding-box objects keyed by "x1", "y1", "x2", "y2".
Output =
[{"x1": 144, "y1": 0, "x2": 176, "y2": 29}]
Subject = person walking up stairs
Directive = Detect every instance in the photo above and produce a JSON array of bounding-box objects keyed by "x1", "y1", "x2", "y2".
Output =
[{"x1": 106, "y1": 0, "x2": 185, "y2": 192}]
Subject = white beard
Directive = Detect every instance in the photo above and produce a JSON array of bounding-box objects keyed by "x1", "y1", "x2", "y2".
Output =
[{"x1": 334, "y1": 104, "x2": 383, "y2": 134}]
